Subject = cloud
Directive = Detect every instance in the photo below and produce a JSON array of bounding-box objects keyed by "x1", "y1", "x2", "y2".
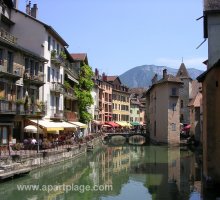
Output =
[{"x1": 155, "y1": 57, "x2": 207, "y2": 70}]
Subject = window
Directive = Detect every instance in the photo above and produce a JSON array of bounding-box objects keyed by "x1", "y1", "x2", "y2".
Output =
[
  {"x1": 24, "y1": 58, "x2": 29, "y2": 73},
  {"x1": 56, "y1": 71, "x2": 59, "y2": 82},
  {"x1": 48, "y1": 36, "x2": 51, "y2": 51},
  {"x1": 35, "y1": 62, "x2": 39, "y2": 76},
  {"x1": 171, "y1": 123, "x2": 176, "y2": 131},
  {"x1": 30, "y1": 60, "x2": 34, "y2": 75},
  {"x1": 47, "y1": 66, "x2": 50, "y2": 82},
  {"x1": 180, "y1": 114, "x2": 184, "y2": 122},
  {"x1": 137, "y1": 110, "x2": 140, "y2": 114},
  {"x1": 171, "y1": 88, "x2": 177, "y2": 96},
  {"x1": 52, "y1": 39, "x2": 55, "y2": 50},
  {"x1": 181, "y1": 100, "x2": 183, "y2": 108},
  {"x1": 52, "y1": 69, "x2": 55, "y2": 82},
  {"x1": 130, "y1": 110, "x2": 132, "y2": 114},
  {"x1": 172, "y1": 103, "x2": 176, "y2": 111},
  {"x1": 0, "y1": 48, "x2": 3, "y2": 65},
  {"x1": 57, "y1": 43, "x2": 60, "y2": 55},
  {"x1": 7, "y1": 52, "x2": 13, "y2": 73}
]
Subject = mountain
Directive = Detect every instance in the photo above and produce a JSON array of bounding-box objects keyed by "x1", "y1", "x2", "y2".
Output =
[{"x1": 119, "y1": 65, "x2": 204, "y2": 88}]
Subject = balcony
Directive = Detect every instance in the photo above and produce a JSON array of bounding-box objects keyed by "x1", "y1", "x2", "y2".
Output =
[
  {"x1": 0, "y1": 100, "x2": 16, "y2": 114},
  {"x1": 0, "y1": 65, "x2": 22, "y2": 81},
  {"x1": 0, "y1": 28, "x2": 17, "y2": 44},
  {"x1": 51, "y1": 50, "x2": 66, "y2": 66},
  {"x1": 50, "y1": 82, "x2": 64, "y2": 94},
  {"x1": 23, "y1": 72, "x2": 45, "y2": 87},
  {"x1": 50, "y1": 108, "x2": 63, "y2": 120},
  {"x1": 17, "y1": 103, "x2": 46, "y2": 117},
  {"x1": 64, "y1": 110, "x2": 78, "y2": 121},
  {"x1": 64, "y1": 87, "x2": 77, "y2": 100}
]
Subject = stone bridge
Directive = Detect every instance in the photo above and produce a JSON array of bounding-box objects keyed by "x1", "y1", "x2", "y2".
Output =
[{"x1": 103, "y1": 132, "x2": 149, "y2": 144}]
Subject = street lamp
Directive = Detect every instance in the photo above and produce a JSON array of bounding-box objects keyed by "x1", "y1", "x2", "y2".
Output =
[{"x1": 36, "y1": 108, "x2": 41, "y2": 153}]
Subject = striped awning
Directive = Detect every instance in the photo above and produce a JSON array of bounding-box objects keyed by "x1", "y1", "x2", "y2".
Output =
[
  {"x1": 131, "y1": 121, "x2": 140, "y2": 126},
  {"x1": 116, "y1": 121, "x2": 131, "y2": 127},
  {"x1": 30, "y1": 120, "x2": 77, "y2": 132},
  {"x1": 69, "y1": 121, "x2": 88, "y2": 128}
]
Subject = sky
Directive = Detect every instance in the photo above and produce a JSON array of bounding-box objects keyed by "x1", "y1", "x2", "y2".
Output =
[{"x1": 18, "y1": 0, "x2": 207, "y2": 75}]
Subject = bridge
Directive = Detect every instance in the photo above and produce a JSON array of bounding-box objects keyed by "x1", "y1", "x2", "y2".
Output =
[{"x1": 103, "y1": 132, "x2": 149, "y2": 145}]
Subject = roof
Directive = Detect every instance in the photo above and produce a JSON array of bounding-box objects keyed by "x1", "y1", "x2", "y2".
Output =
[
  {"x1": 147, "y1": 74, "x2": 183, "y2": 94},
  {"x1": 106, "y1": 76, "x2": 118, "y2": 82},
  {"x1": 188, "y1": 93, "x2": 202, "y2": 107},
  {"x1": 71, "y1": 53, "x2": 87, "y2": 61},
  {"x1": 13, "y1": 9, "x2": 68, "y2": 46},
  {"x1": 190, "y1": 80, "x2": 202, "y2": 99},
  {"x1": 129, "y1": 88, "x2": 147, "y2": 94},
  {"x1": 176, "y1": 63, "x2": 191, "y2": 78},
  {"x1": 71, "y1": 53, "x2": 88, "y2": 65},
  {"x1": 197, "y1": 59, "x2": 220, "y2": 82}
]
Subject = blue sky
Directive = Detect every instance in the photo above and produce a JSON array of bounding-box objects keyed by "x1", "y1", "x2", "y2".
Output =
[{"x1": 18, "y1": 0, "x2": 207, "y2": 75}]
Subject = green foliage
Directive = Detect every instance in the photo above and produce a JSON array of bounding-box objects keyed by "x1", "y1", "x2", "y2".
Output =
[
  {"x1": 59, "y1": 50, "x2": 67, "y2": 60},
  {"x1": 64, "y1": 80, "x2": 71, "y2": 89},
  {"x1": 75, "y1": 64, "x2": 94, "y2": 123}
]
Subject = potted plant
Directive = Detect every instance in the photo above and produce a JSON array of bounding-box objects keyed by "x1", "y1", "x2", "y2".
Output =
[
  {"x1": 16, "y1": 99, "x2": 25, "y2": 105},
  {"x1": 59, "y1": 50, "x2": 67, "y2": 61},
  {"x1": 51, "y1": 50, "x2": 57, "y2": 59},
  {"x1": 0, "y1": 95, "x2": 5, "y2": 100},
  {"x1": 64, "y1": 81, "x2": 71, "y2": 90}
]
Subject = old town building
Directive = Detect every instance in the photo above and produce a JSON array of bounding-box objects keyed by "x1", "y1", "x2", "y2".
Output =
[{"x1": 146, "y1": 69, "x2": 183, "y2": 144}]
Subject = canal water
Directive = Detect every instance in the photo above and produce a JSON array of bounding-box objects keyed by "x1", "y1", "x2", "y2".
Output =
[{"x1": 0, "y1": 144, "x2": 203, "y2": 200}]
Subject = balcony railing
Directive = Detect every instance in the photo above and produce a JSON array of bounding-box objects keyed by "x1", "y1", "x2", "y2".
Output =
[
  {"x1": 24, "y1": 71, "x2": 44, "y2": 81},
  {"x1": 0, "y1": 100, "x2": 16, "y2": 114},
  {"x1": 64, "y1": 87, "x2": 77, "y2": 99},
  {"x1": 50, "y1": 108, "x2": 63, "y2": 119},
  {"x1": 0, "y1": 65, "x2": 22, "y2": 78},
  {"x1": 64, "y1": 110, "x2": 78, "y2": 121},
  {"x1": 50, "y1": 82, "x2": 64, "y2": 94},
  {"x1": 0, "y1": 28, "x2": 17, "y2": 44}
]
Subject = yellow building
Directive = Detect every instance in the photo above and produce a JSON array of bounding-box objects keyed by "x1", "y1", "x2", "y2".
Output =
[{"x1": 106, "y1": 76, "x2": 130, "y2": 124}]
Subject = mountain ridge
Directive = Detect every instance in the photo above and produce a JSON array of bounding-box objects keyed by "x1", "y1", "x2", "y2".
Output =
[{"x1": 119, "y1": 64, "x2": 204, "y2": 88}]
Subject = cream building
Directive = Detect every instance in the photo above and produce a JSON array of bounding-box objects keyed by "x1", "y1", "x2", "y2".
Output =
[{"x1": 146, "y1": 69, "x2": 183, "y2": 145}]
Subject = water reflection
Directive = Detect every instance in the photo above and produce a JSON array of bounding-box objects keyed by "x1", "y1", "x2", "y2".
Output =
[{"x1": 0, "y1": 145, "x2": 202, "y2": 200}]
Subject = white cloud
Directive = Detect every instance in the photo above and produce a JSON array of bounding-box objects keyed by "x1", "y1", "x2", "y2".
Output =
[{"x1": 155, "y1": 57, "x2": 207, "y2": 70}]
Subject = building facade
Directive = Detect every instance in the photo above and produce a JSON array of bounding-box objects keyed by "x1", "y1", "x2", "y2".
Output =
[
  {"x1": 146, "y1": 69, "x2": 183, "y2": 144},
  {"x1": 197, "y1": 0, "x2": 220, "y2": 185},
  {"x1": 107, "y1": 76, "x2": 130, "y2": 123},
  {"x1": 176, "y1": 63, "x2": 192, "y2": 124}
]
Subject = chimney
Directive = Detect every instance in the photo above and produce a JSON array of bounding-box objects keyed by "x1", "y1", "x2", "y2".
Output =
[
  {"x1": 31, "y1": 4, "x2": 38, "y2": 18},
  {"x1": 163, "y1": 69, "x2": 167, "y2": 79},
  {"x1": 151, "y1": 74, "x2": 158, "y2": 85},
  {"x1": 13, "y1": 0, "x2": 19, "y2": 9},
  {"x1": 95, "y1": 68, "x2": 99, "y2": 77},
  {"x1": 26, "y1": 1, "x2": 31, "y2": 15},
  {"x1": 102, "y1": 73, "x2": 107, "y2": 81}
]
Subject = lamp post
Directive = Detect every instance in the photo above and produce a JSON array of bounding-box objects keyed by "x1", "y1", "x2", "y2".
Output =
[{"x1": 36, "y1": 108, "x2": 41, "y2": 153}]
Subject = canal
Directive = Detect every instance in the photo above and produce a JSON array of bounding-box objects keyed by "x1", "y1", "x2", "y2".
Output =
[{"x1": 0, "y1": 144, "x2": 203, "y2": 200}]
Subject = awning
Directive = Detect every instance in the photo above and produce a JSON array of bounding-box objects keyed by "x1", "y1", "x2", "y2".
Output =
[
  {"x1": 115, "y1": 121, "x2": 131, "y2": 127},
  {"x1": 92, "y1": 120, "x2": 103, "y2": 125},
  {"x1": 70, "y1": 121, "x2": 88, "y2": 128},
  {"x1": 105, "y1": 121, "x2": 119, "y2": 128},
  {"x1": 67, "y1": 74, "x2": 79, "y2": 84},
  {"x1": 24, "y1": 125, "x2": 43, "y2": 134},
  {"x1": 131, "y1": 121, "x2": 140, "y2": 126},
  {"x1": 29, "y1": 120, "x2": 76, "y2": 132}
]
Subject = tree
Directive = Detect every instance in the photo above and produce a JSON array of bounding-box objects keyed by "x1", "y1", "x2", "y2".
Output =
[{"x1": 75, "y1": 63, "x2": 94, "y2": 123}]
